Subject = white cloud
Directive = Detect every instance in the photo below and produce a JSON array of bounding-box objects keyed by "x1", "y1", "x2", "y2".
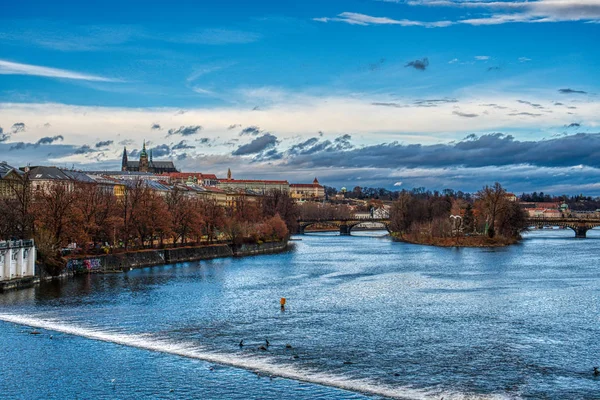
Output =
[
  {"x1": 448, "y1": 58, "x2": 459, "y2": 64},
  {"x1": 0, "y1": 60, "x2": 123, "y2": 82},
  {"x1": 394, "y1": 181, "x2": 403, "y2": 186},
  {"x1": 519, "y1": 57, "x2": 532, "y2": 62},
  {"x1": 1, "y1": 88, "x2": 598, "y2": 159},
  {"x1": 313, "y1": 12, "x2": 453, "y2": 27},
  {"x1": 320, "y1": 1, "x2": 600, "y2": 28},
  {"x1": 475, "y1": 56, "x2": 490, "y2": 60}
]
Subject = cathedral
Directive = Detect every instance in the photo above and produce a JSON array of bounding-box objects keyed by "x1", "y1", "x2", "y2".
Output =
[{"x1": 121, "y1": 141, "x2": 178, "y2": 174}]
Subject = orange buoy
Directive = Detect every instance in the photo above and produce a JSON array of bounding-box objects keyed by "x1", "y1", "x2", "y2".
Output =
[{"x1": 280, "y1": 297, "x2": 286, "y2": 310}]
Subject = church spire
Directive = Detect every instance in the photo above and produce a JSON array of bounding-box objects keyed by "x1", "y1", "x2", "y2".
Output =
[
  {"x1": 121, "y1": 147, "x2": 128, "y2": 171},
  {"x1": 227, "y1": 168, "x2": 232, "y2": 180},
  {"x1": 150, "y1": 149, "x2": 153, "y2": 163}
]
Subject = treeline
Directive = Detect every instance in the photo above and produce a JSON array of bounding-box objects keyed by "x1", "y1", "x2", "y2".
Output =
[
  {"x1": 390, "y1": 183, "x2": 527, "y2": 242},
  {"x1": 519, "y1": 192, "x2": 600, "y2": 211},
  {"x1": 0, "y1": 178, "x2": 297, "y2": 275},
  {"x1": 325, "y1": 185, "x2": 474, "y2": 202}
]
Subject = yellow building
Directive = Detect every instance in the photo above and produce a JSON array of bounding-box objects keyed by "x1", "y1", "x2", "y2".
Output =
[{"x1": 290, "y1": 178, "x2": 325, "y2": 201}]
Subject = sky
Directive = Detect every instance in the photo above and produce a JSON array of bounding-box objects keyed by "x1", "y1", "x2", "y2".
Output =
[{"x1": 1, "y1": 0, "x2": 600, "y2": 195}]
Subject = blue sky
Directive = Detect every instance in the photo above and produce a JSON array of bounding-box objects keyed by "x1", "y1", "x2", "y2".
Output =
[{"x1": 1, "y1": 0, "x2": 600, "y2": 194}]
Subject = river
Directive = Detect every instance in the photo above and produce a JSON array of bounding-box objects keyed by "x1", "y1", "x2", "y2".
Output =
[{"x1": 1, "y1": 230, "x2": 599, "y2": 399}]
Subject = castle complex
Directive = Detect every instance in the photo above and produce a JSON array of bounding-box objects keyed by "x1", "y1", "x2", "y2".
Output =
[{"x1": 121, "y1": 141, "x2": 178, "y2": 174}]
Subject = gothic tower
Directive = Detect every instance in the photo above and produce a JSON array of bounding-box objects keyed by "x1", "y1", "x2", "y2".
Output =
[
  {"x1": 121, "y1": 147, "x2": 128, "y2": 171},
  {"x1": 227, "y1": 168, "x2": 232, "y2": 180},
  {"x1": 139, "y1": 140, "x2": 149, "y2": 172}
]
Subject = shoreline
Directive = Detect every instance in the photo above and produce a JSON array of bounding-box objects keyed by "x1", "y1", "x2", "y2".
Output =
[{"x1": 1, "y1": 240, "x2": 290, "y2": 293}]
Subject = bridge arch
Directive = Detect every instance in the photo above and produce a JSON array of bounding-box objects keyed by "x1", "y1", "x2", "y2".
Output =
[
  {"x1": 347, "y1": 221, "x2": 391, "y2": 234},
  {"x1": 526, "y1": 219, "x2": 600, "y2": 238},
  {"x1": 298, "y1": 221, "x2": 341, "y2": 234}
]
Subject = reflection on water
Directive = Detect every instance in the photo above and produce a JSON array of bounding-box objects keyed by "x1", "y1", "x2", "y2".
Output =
[{"x1": 1, "y1": 229, "x2": 599, "y2": 399}]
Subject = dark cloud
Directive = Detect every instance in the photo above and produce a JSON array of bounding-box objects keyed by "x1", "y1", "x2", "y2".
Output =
[
  {"x1": 414, "y1": 98, "x2": 458, "y2": 107},
  {"x1": 43, "y1": 123, "x2": 51, "y2": 128},
  {"x1": 283, "y1": 135, "x2": 354, "y2": 159},
  {"x1": 371, "y1": 102, "x2": 406, "y2": 108},
  {"x1": 227, "y1": 124, "x2": 241, "y2": 130},
  {"x1": 151, "y1": 144, "x2": 171, "y2": 157},
  {"x1": 554, "y1": 102, "x2": 564, "y2": 106},
  {"x1": 480, "y1": 103, "x2": 508, "y2": 110},
  {"x1": 487, "y1": 66, "x2": 501, "y2": 71},
  {"x1": 281, "y1": 132, "x2": 600, "y2": 170},
  {"x1": 252, "y1": 106, "x2": 260, "y2": 111},
  {"x1": 453, "y1": 111, "x2": 478, "y2": 118},
  {"x1": 333, "y1": 134, "x2": 353, "y2": 150},
  {"x1": 119, "y1": 139, "x2": 135, "y2": 146},
  {"x1": 566, "y1": 123, "x2": 581, "y2": 128},
  {"x1": 95, "y1": 140, "x2": 113, "y2": 148},
  {"x1": 172, "y1": 140, "x2": 195, "y2": 150},
  {"x1": 232, "y1": 134, "x2": 279, "y2": 156},
  {"x1": 288, "y1": 137, "x2": 320, "y2": 155},
  {"x1": 151, "y1": 123, "x2": 162, "y2": 130},
  {"x1": 517, "y1": 100, "x2": 544, "y2": 109},
  {"x1": 239, "y1": 126, "x2": 261, "y2": 136},
  {"x1": 405, "y1": 57, "x2": 429, "y2": 71},
  {"x1": 74, "y1": 145, "x2": 95, "y2": 154},
  {"x1": 167, "y1": 125, "x2": 203, "y2": 136},
  {"x1": 0, "y1": 127, "x2": 8, "y2": 142},
  {"x1": 558, "y1": 88, "x2": 587, "y2": 94},
  {"x1": 177, "y1": 153, "x2": 188, "y2": 161},
  {"x1": 37, "y1": 135, "x2": 64, "y2": 145},
  {"x1": 9, "y1": 142, "x2": 28, "y2": 151},
  {"x1": 508, "y1": 112, "x2": 542, "y2": 117},
  {"x1": 9, "y1": 135, "x2": 65, "y2": 150},
  {"x1": 11, "y1": 122, "x2": 26, "y2": 134},
  {"x1": 196, "y1": 138, "x2": 211, "y2": 145}
]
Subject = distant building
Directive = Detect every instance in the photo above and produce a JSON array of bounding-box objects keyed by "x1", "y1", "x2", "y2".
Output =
[
  {"x1": 0, "y1": 161, "x2": 23, "y2": 199},
  {"x1": 217, "y1": 169, "x2": 289, "y2": 194},
  {"x1": 290, "y1": 178, "x2": 325, "y2": 201},
  {"x1": 163, "y1": 172, "x2": 218, "y2": 187},
  {"x1": 505, "y1": 193, "x2": 518, "y2": 202},
  {"x1": 121, "y1": 141, "x2": 178, "y2": 174}
]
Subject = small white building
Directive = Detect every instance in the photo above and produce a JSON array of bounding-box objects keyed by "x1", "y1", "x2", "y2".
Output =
[{"x1": 0, "y1": 240, "x2": 36, "y2": 281}]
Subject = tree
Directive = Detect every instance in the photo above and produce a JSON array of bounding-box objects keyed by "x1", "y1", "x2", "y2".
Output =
[
  {"x1": 463, "y1": 203, "x2": 474, "y2": 233},
  {"x1": 475, "y1": 182, "x2": 508, "y2": 238}
]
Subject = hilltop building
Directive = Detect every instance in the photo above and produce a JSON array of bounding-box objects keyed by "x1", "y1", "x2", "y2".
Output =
[
  {"x1": 290, "y1": 177, "x2": 325, "y2": 201},
  {"x1": 121, "y1": 141, "x2": 178, "y2": 174},
  {"x1": 217, "y1": 169, "x2": 289, "y2": 194}
]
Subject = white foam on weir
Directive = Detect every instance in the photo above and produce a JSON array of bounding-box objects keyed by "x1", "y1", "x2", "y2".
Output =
[{"x1": 0, "y1": 313, "x2": 513, "y2": 400}]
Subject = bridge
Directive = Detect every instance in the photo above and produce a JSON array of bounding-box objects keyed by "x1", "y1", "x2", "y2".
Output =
[
  {"x1": 297, "y1": 216, "x2": 600, "y2": 238},
  {"x1": 297, "y1": 218, "x2": 391, "y2": 235},
  {"x1": 526, "y1": 217, "x2": 600, "y2": 238}
]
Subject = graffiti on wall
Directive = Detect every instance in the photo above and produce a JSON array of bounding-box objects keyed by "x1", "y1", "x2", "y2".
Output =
[{"x1": 67, "y1": 258, "x2": 103, "y2": 273}]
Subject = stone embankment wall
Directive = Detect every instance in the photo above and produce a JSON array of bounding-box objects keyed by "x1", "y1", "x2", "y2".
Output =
[{"x1": 65, "y1": 241, "x2": 288, "y2": 274}]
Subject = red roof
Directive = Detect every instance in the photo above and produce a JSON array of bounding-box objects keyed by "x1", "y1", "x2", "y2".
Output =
[
  {"x1": 218, "y1": 179, "x2": 289, "y2": 184},
  {"x1": 290, "y1": 183, "x2": 323, "y2": 188}
]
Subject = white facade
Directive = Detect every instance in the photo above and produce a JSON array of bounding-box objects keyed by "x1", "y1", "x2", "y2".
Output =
[{"x1": 0, "y1": 240, "x2": 36, "y2": 281}]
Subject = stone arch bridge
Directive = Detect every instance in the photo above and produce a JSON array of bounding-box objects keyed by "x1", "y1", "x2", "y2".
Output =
[
  {"x1": 297, "y1": 216, "x2": 600, "y2": 238},
  {"x1": 526, "y1": 217, "x2": 600, "y2": 238},
  {"x1": 297, "y1": 218, "x2": 391, "y2": 236}
]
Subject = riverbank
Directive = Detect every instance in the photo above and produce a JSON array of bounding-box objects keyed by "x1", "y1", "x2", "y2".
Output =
[
  {"x1": 64, "y1": 241, "x2": 290, "y2": 274},
  {"x1": 391, "y1": 233, "x2": 520, "y2": 247},
  {"x1": 1, "y1": 241, "x2": 289, "y2": 292}
]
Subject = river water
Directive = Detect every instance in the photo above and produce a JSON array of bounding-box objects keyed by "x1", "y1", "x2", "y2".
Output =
[{"x1": 1, "y1": 230, "x2": 599, "y2": 399}]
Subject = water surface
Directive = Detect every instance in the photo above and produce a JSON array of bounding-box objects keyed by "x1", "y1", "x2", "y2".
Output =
[{"x1": 1, "y1": 230, "x2": 599, "y2": 399}]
